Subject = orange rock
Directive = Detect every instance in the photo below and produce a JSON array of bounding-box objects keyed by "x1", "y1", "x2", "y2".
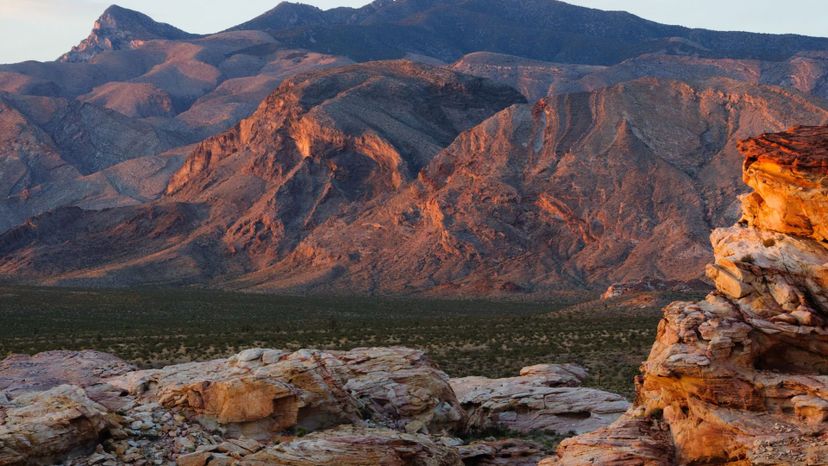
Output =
[
  {"x1": 553, "y1": 125, "x2": 828, "y2": 465},
  {"x1": 739, "y1": 125, "x2": 828, "y2": 241}
]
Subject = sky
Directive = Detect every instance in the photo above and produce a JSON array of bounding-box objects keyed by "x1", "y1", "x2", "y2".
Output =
[{"x1": 1, "y1": 0, "x2": 826, "y2": 64}]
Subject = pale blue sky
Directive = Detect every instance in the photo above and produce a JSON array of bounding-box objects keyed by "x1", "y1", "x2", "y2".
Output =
[{"x1": 2, "y1": 0, "x2": 826, "y2": 64}]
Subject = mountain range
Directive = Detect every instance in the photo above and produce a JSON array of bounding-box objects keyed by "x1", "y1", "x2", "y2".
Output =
[{"x1": 1, "y1": 0, "x2": 828, "y2": 295}]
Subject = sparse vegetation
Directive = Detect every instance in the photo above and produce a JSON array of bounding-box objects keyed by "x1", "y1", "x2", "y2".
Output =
[{"x1": 0, "y1": 286, "x2": 705, "y2": 398}]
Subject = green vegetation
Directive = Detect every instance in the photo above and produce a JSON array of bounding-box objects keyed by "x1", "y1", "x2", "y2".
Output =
[{"x1": 0, "y1": 286, "x2": 705, "y2": 398}]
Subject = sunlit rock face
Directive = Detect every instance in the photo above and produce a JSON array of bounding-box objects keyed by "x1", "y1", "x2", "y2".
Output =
[
  {"x1": 739, "y1": 125, "x2": 828, "y2": 242},
  {"x1": 553, "y1": 125, "x2": 828, "y2": 465}
]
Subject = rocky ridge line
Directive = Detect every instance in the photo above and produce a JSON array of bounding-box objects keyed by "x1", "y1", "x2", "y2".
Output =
[{"x1": 60, "y1": 5, "x2": 196, "y2": 63}]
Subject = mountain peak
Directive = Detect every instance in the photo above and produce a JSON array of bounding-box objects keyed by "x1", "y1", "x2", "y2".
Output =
[
  {"x1": 59, "y1": 4, "x2": 195, "y2": 63},
  {"x1": 227, "y1": 1, "x2": 328, "y2": 32}
]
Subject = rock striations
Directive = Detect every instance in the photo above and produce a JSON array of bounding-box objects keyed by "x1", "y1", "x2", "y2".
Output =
[
  {"x1": 0, "y1": 348, "x2": 625, "y2": 465},
  {"x1": 553, "y1": 125, "x2": 828, "y2": 465}
]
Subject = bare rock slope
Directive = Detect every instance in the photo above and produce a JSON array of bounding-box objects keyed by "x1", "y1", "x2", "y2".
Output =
[
  {"x1": 553, "y1": 125, "x2": 828, "y2": 465},
  {"x1": 4, "y1": 70, "x2": 828, "y2": 294},
  {"x1": 252, "y1": 78, "x2": 828, "y2": 295},
  {"x1": 0, "y1": 61, "x2": 525, "y2": 289},
  {"x1": 60, "y1": 5, "x2": 196, "y2": 63}
]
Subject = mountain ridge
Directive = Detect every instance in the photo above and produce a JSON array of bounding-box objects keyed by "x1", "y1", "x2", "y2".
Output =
[{"x1": 2, "y1": 0, "x2": 828, "y2": 295}]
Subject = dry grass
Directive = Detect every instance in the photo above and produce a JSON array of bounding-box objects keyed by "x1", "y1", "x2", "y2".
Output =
[{"x1": 0, "y1": 286, "x2": 706, "y2": 398}]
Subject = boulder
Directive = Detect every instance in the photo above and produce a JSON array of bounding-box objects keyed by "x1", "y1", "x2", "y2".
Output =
[
  {"x1": 108, "y1": 347, "x2": 465, "y2": 440},
  {"x1": 240, "y1": 426, "x2": 463, "y2": 465},
  {"x1": 450, "y1": 365, "x2": 628, "y2": 434},
  {"x1": 0, "y1": 385, "x2": 112, "y2": 465},
  {"x1": 0, "y1": 350, "x2": 134, "y2": 397}
]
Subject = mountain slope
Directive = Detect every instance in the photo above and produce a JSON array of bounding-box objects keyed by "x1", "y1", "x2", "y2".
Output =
[
  {"x1": 453, "y1": 51, "x2": 828, "y2": 101},
  {"x1": 3, "y1": 73, "x2": 827, "y2": 294},
  {"x1": 0, "y1": 61, "x2": 525, "y2": 287},
  {"x1": 230, "y1": 78, "x2": 828, "y2": 294}
]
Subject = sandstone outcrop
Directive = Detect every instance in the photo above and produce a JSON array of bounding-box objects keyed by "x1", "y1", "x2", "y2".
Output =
[
  {"x1": 450, "y1": 365, "x2": 629, "y2": 435},
  {"x1": 0, "y1": 348, "x2": 625, "y2": 465},
  {"x1": 554, "y1": 125, "x2": 828, "y2": 465},
  {"x1": 110, "y1": 347, "x2": 466, "y2": 438},
  {"x1": 236, "y1": 426, "x2": 463, "y2": 465},
  {"x1": 0, "y1": 385, "x2": 112, "y2": 465}
]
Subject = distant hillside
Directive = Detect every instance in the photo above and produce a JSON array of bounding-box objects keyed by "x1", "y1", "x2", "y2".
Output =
[{"x1": 244, "y1": 0, "x2": 828, "y2": 64}]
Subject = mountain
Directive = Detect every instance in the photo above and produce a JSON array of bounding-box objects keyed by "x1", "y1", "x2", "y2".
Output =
[
  {"x1": 0, "y1": 92, "x2": 187, "y2": 232},
  {"x1": 453, "y1": 51, "x2": 828, "y2": 101},
  {"x1": 258, "y1": 0, "x2": 828, "y2": 64},
  {"x1": 554, "y1": 125, "x2": 828, "y2": 465},
  {"x1": 231, "y1": 77, "x2": 827, "y2": 294},
  {"x1": 2, "y1": 69, "x2": 827, "y2": 294},
  {"x1": 2, "y1": 1, "x2": 828, "y2": 295},
  {"x1": 1, "y1": 32, "x2": 352, "y2": 233},
  {"x1": 0, "y1": 61, "x2": 525, "y2": 288},
  {"x1": 60, "y1": 5, "x2": 197, "y2": 63}
]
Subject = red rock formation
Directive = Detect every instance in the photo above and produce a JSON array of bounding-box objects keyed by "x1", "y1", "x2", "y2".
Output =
[{"x1": 553, "y1": 125, "x2": 828, "y2": 465}]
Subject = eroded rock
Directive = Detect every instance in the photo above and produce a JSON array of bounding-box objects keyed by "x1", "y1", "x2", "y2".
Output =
[
  {"x1": 108, "y1": 347, "x2": 464, "y2": 440},
  {"x1": 241, "y1": 425, "x2": 462, "y2": 465},
  {"x1": 0, "y1": 385, "x2": 112, "y2": 465},
  {"x1": 450, "y1": 365, "x2": 628, "y2": 435},
  {"x1": 553, "y1": 125, "x2": 828, "y2": 465}
]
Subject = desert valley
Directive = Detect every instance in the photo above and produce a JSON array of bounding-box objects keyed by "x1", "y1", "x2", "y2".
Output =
[{"x1": 1, "y1": 0, "x2": 828, "y2": 464}]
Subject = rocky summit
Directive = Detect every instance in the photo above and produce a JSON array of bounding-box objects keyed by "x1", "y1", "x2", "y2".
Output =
[
  {"x1": 552, "y1": 125, "x2": 828, "y2": 465},
  {"x1": 0, "y1": 347, "x2": 625, "y2": 465}
]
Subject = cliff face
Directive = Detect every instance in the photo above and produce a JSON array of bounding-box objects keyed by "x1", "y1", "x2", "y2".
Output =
[{"x1": 553, "y1": 125, "x2": 828, "y2": 465}]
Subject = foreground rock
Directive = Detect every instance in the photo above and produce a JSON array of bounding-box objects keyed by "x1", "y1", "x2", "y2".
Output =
[
  {"x1": 109, "y1": 347, "x2": 466, "y2": 439},
  {"x1": 0, "y1": 385, "x2": 111, "y2": 465},
  {"x1": 236, "y1": 426, "x2": 462, "y2": 465},
  {"x1": 554, "y1": 125, "x2": 828, "y2": 465},
  {"x1": 451, "y1": 365, "x2": 628, "y2": 435},
  {"x1": 0, "y1": 347, "x2": 624, "y2": 465}
]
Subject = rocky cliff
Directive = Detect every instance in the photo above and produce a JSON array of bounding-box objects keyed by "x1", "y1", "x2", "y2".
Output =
[
  {"x1": 60, "y1": 5, "x2": 196, "y2": 63},
  {"x1": 0, "y1": 348, "x2": 625, "y2": 465},
  {"x1": 553, "y1": 125, "x2": 828, "y2": 465}
]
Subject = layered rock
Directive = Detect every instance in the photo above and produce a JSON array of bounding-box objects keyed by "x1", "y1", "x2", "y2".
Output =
[
  {"x1": 554, "y1": 125, "x2": 828, "y2": 465},
  {"x1": 257, "y1": 78, "x2": 828, "y2": 295},
  {"x1": 450, "y1": 365, "x2": 629, "y2": 435},
  {"x1": 109, "y1": 347, "x2": 466, "y2": 439},
  {"x1": 0, "y1": 61, "x2": 526, "y2": 289},
  {"x1": 0, "y1": 348, "x2": 626, "y2": 465},
  {"x1": 236, "y1": 426, "x2": 462, "y2": 465},
  {"x1": 0, "y1": 385, "x2": 112, "y2": 465}
]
